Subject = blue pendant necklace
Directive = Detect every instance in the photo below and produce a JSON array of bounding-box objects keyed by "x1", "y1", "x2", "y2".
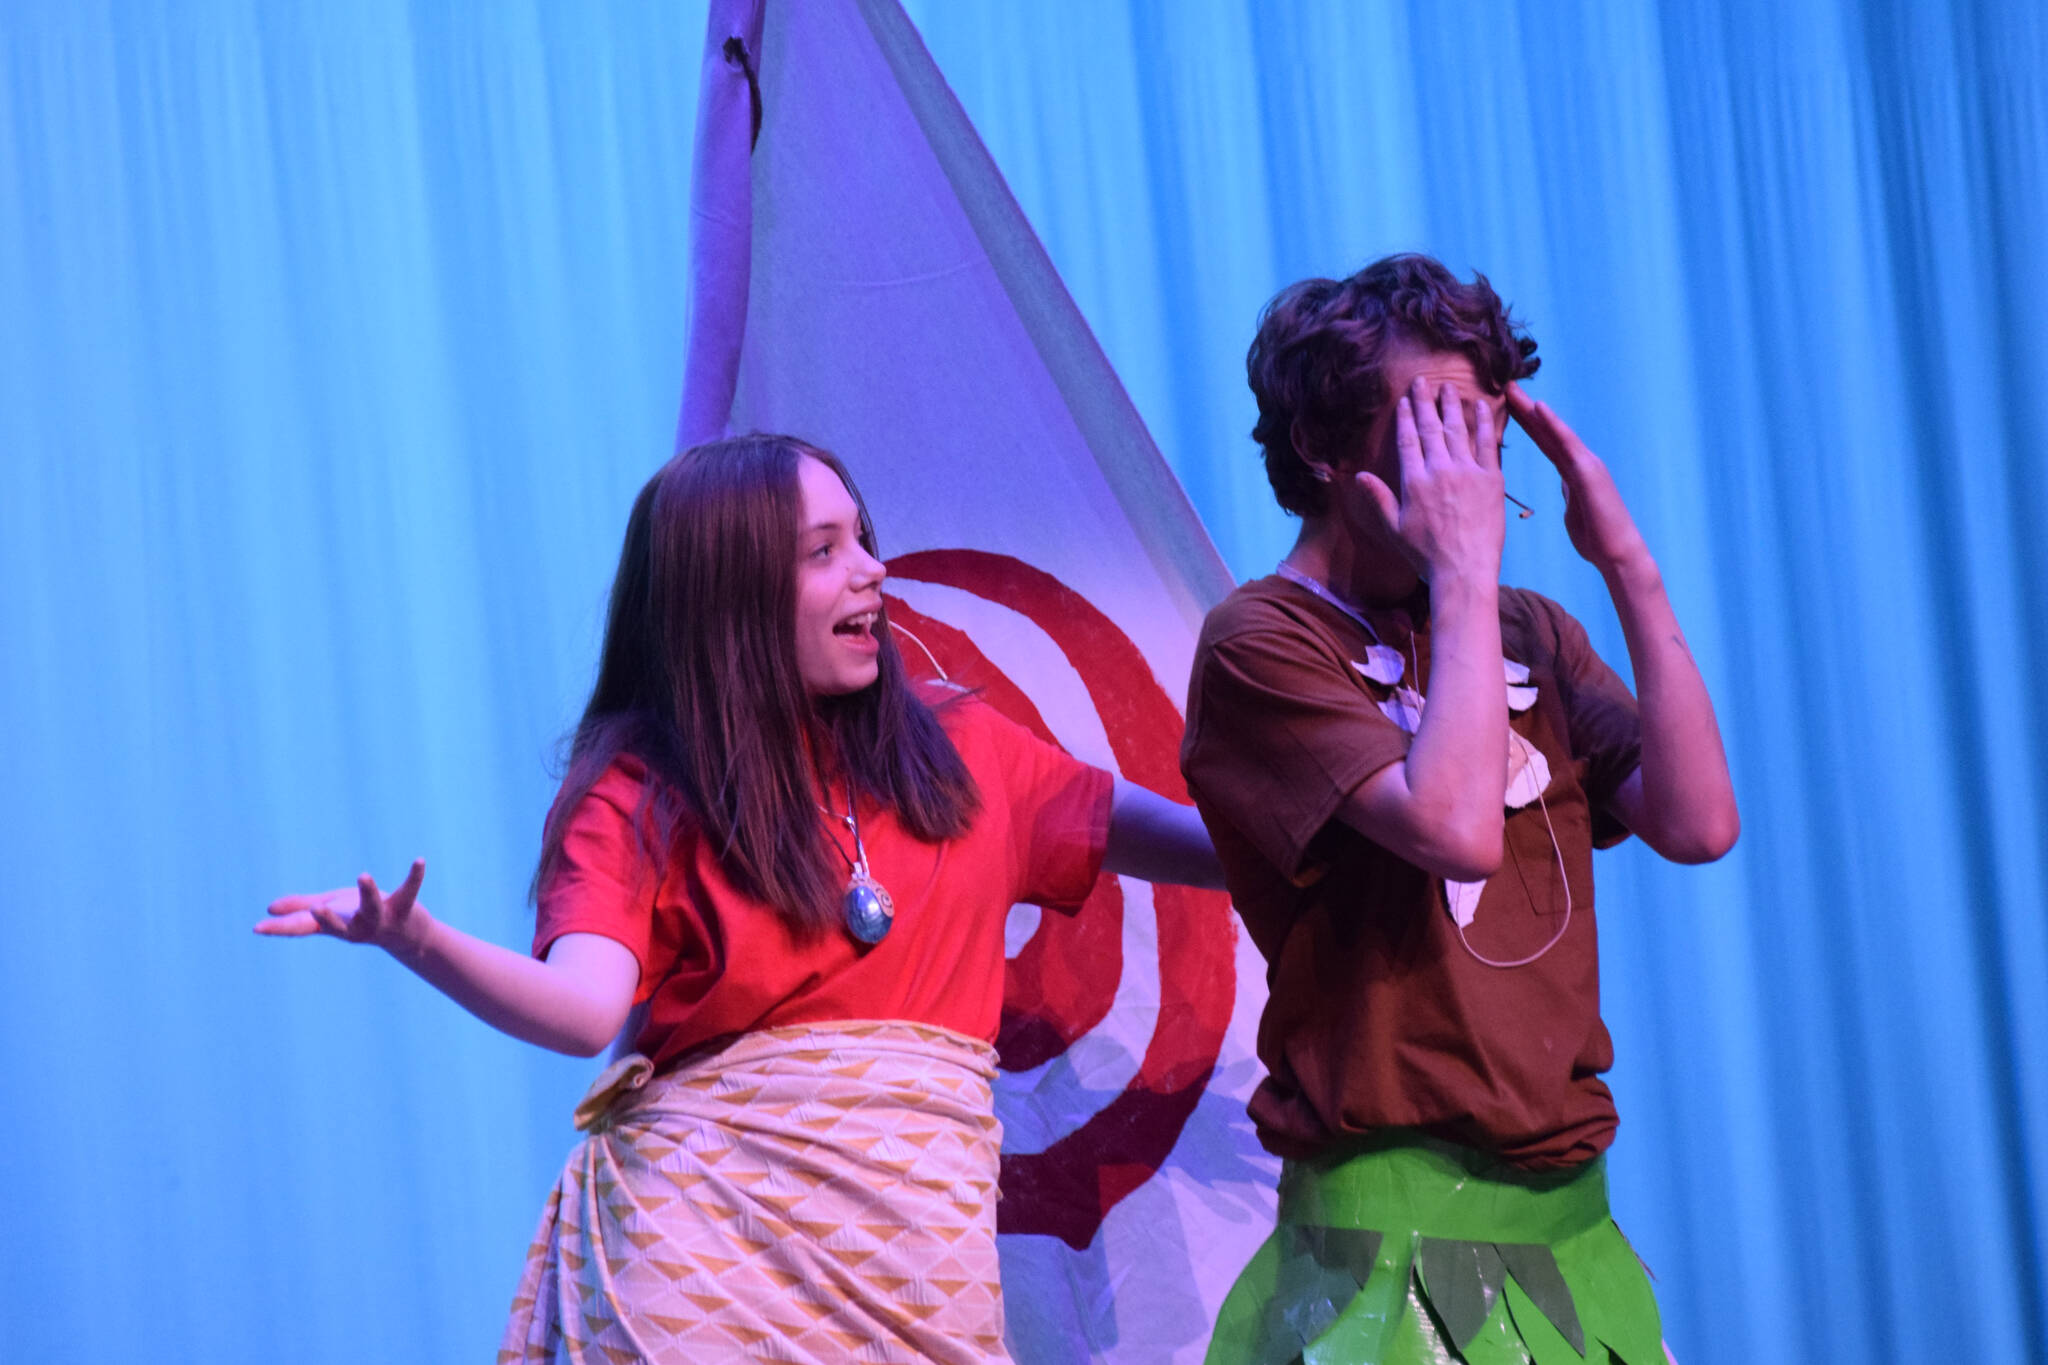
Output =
[{"x1": 823, "y1": 782, "x2": 894, "y2": 946}]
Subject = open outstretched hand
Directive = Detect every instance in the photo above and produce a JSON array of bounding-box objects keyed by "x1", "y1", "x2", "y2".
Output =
[
  {"x1": 257, "y1": 859, "x2": 429, "y2": 955},
  {"x1": 1507, "y1": 383, "x2": 1648, "y2": 574}
]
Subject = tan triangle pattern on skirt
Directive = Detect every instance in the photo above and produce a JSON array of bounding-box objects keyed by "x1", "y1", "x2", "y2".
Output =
[{"x1": 499, "y1": 1021, "x2": 1010, "y2": 1364}]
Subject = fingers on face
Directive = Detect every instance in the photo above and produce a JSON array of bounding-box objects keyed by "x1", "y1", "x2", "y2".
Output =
[
  {"x1": 1437, "y1": 378, "x2": 1470, "y2": 457},
  {"x1": 1474, "y1": 395, "x2": 1499, "y2": 472},
  {"x1": 1408, "y1": 376, "x2": 1448, "y2": 466},
  {"x1": 1506, "y1": 383, "x2": 1552, "y2": 448},
  {"x1": 1506, "y1": 381, "x2": 1538, "y2": 424},
  {"x1": 1353, "y1": 469, "x2": 1400, "y2": 534},
  {"x1": 1410, "y1": 375, "x2": 1503, "y2": 469},
  {"x1": 1394, "y1": 394, "x2": 1424, "y2": 481},
  {"x1": 1506, "y1": 387, "x2": 1578, "y2": 468}
]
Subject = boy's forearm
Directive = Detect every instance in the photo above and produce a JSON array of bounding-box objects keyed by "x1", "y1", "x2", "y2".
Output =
[
  {"x1": 1401, "y1": 572, "x2": 1509, "y2": 871},
  {"x1": 1603, "y1": 554, "x2": 1739, "y2": 860}
]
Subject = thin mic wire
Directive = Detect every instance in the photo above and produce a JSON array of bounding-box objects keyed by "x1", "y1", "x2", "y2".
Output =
[{"x1": 887, "y1": 619, "x2": 949, "y2": 681}]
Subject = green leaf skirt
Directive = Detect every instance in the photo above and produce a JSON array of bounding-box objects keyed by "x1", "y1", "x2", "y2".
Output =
[{"x1": 1205, "y1": 1136, "x2": 1665, "y2": 1365}]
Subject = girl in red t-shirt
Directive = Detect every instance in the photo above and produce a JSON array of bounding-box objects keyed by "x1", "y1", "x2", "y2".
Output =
[{"x1": 259, "y1": 433, "x2": 1219, "y2": 1364}]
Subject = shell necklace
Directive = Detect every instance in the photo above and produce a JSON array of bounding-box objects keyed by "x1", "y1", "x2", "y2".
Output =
[{"x1": 1276, "y1": 560, "x2": 1572, "y2": 968}]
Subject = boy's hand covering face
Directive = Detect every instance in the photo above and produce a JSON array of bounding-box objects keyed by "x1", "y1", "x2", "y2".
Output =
[{"x1": 1348, "y1": 367, "x2": 1506, "y2": 586}]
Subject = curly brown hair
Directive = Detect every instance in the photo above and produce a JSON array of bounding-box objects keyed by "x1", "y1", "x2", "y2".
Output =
[{"x1": 1247, "y1": 253, "x2": 1540, "y2": 517}]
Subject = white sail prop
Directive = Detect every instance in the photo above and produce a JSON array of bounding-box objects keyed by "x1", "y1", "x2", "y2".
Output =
[{"x1": 676, "y1": 2, "x2": 1274, "y2": 1358}]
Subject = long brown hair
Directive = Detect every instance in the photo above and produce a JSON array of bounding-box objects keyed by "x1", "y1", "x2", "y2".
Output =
[{"x1": 535, "y1": 434, "x2": 980, "y2": 936}]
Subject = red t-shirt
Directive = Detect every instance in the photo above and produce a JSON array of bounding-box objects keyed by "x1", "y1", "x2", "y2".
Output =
[{"x1": 533, "y1": 690, "x2": 1114, "y2": 1067}]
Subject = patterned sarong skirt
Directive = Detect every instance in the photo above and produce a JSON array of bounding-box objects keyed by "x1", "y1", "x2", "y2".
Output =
[{"x1": 499, "y1": 1020, "x2": 1010, "y2": 1364}]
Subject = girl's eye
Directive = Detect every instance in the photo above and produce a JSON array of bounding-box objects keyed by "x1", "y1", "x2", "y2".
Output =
[{"x1": 809, "y1": 542, "x2": 833, "y2": 560}]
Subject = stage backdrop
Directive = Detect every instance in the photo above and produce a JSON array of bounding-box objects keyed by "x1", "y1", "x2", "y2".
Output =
[{"x1": 3, "y1": 3, "x2": 2045, "y2": 1364}]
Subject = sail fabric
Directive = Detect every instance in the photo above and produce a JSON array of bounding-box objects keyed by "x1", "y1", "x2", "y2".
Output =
[{"x1": 678, "y1": 2, "x2": 1268, "y2": 1359}]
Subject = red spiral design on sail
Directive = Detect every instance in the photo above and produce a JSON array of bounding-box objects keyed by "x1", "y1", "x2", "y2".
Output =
[{"x1": 885, "y1": 549, "x2": 1236, "y2": 1250}]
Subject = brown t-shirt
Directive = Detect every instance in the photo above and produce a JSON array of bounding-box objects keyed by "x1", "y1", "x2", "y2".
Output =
[{"x1": 1180, "y1": 575, "x2": 1642, "y2": 1169}]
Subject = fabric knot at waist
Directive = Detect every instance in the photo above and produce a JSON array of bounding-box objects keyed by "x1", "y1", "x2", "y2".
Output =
[{"x1": 573, "y1": 1018, "x2": 1002, "y2": 1138}]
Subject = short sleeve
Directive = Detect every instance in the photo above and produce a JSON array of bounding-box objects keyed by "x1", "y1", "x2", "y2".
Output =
[
  {"x1": 1538, "y1": 598, "x2": 1643, "y2": 848},
  {"x1": 960, "y1": 699, "x2": 1113, "y2": 911},
  {"x1": 533, "y1": 763, "x2": 667, "y2": 1000},
  {"x1": 1181, "y1": 626, "x2": 1410, "y2": 879}
]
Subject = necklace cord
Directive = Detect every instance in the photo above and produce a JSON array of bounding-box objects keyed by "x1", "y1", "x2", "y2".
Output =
[
  {"x1": 1278, "y1": 561, "x2": 1571, "y2": 969},
  {"x1": 817, "y1": 781, "x2": 868, "y2": 875},
  {"x1": 1276, "y1": 561, "x2": 1385, "y2": 644},
  {"x1": 1454, "y1": 781, "x2": 1572, "y2": 969}
]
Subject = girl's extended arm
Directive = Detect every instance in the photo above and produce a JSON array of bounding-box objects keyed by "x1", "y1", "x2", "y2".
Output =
[
  {"x1": 257, "y1": 860, "x2": 640, "y2": 1056},
  {"x1": 1105, "y1": 780, "x2": 1228, "y2": 889}
]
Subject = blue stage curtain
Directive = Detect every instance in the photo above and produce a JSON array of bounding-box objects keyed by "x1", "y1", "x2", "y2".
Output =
[{"x1": 4, "y1": 2, "x2": 2043, "y2": 1362}]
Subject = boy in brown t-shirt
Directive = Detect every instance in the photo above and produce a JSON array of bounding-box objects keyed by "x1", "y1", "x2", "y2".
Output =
[{"x1": 1184, "y1": 255, "x2": 1738, "y2": 1365}]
